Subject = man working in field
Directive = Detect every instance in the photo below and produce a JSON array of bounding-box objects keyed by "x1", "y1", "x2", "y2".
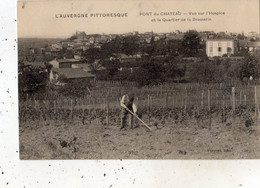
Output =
[{"x1": 120, "y1": 92, "x2": 137, "y2": 130}]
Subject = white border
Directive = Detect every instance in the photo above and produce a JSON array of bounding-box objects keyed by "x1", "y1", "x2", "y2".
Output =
[{"x1": 1, "y1": 0, "x2": 260, "y2": 187}]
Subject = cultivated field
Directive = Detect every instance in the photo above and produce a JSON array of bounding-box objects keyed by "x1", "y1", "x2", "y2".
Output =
[{"x1": 19, "y1": 83, "x2": 260, "y2": 159}]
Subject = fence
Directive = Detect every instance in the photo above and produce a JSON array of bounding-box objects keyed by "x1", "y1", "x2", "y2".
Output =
[{"x1": 19, "y1": 84, "x2": 260, "y2": 128}]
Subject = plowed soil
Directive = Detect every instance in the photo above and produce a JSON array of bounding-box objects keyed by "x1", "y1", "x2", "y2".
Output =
[{"x1": 19, "y1": 115, "x2": 260, "y2": 159}]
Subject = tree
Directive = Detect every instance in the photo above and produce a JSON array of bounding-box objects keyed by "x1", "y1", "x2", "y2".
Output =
[
  {"x1": 165, "y1": 63, "x2": 186, "y2": 82},
  {"x1": 100, "y1": 35, "x2": 123, "y2": 57},
  {"x1": 18, "y1": 62, "x2": 49, "y2": 98},
  {"x1": 122, "y1": 36, "x2": 140, "y2": 55},
  {"x1": 236, "y1": 46, "x2": 249, "y2": 56},
  {"x1": 100, "y1": 59, "x2": 121, "y2": 80},
  {"x1": 167, "y1": 39, "x2": 182, "y2": 56},
  {"x1": 83, "y1": 47, "x2": 101, "y2": 62},
  {"x1": 133, "y1": 58, "x2": 165, "y2": 86},
  {"x1": 237, "y1": 32, "x2": 246, "y2": 40},
  {"x1": 153, "y1": 39, "x2": 168, "y2": 56},
  {"x1": 189, "y1": 60, "x2": 215, "y2": 83},
  {"x1": 240, "y1": 55, "x2": 260, "y2": 82},
  {"x1": 181, "y1": 30, "x2": 202, "y2": 57}
]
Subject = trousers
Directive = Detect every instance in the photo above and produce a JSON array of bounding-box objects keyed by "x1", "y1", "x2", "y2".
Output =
[{"x1": 120, "y1": 107, "x2": 133, "y2": 128}]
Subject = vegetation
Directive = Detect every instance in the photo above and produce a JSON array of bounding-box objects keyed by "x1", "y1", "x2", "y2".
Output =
[
  {"x1": 57, "y1": 80, "x2": 92, "y2": 98},
  {"x1": 240, "y1": 55, "x2": 260, "y2": 82},
  {"x1": 18, "y1": 30, "x2": 260, "y2": 96},
  {"x1": 18, "y1": 62, "x2": 51, "y2": 98}
]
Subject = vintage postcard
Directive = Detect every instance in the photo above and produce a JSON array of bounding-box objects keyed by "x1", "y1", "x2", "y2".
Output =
[{"x1": 17, "y1": 0, "x2": 260, "y2": 159}]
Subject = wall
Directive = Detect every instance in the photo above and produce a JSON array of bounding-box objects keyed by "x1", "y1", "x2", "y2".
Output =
[{"x1": 49, "y1": 59, "x2": 60, "y2": 68}]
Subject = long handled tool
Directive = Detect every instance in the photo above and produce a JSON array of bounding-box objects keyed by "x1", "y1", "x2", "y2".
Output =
[{"x1": 125, "y1": 107, "x2": 152, "y2": 131}]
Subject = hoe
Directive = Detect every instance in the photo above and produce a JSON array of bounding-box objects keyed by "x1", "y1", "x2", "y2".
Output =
[{"x1": 125, "y1": 107, "x2": 158, "y2": 131}]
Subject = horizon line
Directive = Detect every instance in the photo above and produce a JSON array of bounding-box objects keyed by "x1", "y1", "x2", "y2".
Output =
[{"x1": 18, "y1": 29, "x2": 260, "y2": 39}]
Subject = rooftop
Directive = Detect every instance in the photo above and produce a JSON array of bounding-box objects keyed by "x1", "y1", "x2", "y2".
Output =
[
  {"x1": 56, "y1": 58, "x2": 82, "y2": 63},
  {"x1": 72, "y1": 63, "x2": 92, "y2": 71},
  {"x1": 52, "y1": 68, "x2": 95, "y2": 79},
  {"x1": 239, "y1": 40, "x2": 260, "y2": 47},
  {"x1": 23, "y1": 61, "x2": 46, "y2": 67}
]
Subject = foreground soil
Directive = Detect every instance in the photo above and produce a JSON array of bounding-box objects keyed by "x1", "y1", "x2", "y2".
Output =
[{"x1": 19, "y1": 116, "x2": 260, "y2": 159}]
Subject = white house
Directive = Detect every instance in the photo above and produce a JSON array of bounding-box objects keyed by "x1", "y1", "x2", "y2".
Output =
[{"x1": 206, "y1": 39, "x2": 238, "y2": 57}]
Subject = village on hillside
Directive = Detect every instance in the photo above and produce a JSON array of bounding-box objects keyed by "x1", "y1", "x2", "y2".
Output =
[{"x1": 18, "y1": 30, "x2": 260, "y2": 88}]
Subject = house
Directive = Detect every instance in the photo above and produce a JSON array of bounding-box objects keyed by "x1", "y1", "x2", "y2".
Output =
[
  {"x1": 40, "y1": 47, "x2": 46, "y2": 54},
  {"x1": 248, "y1": 32, "x2": 259, "y2": 41},
  {"x1": 51, "y1": 44, "x2": 62, "y2": 51},
  {"x1": 61, "y1": 41, "x2": 75, "y2": 47},
  {"x1": 49, "y1": 68, "x2": 95, "y2": 84},
  {"x1": 73, "y1": 54, "x2": 81, "y2": 60},
  {"x1": 206, "y1": 39, "x2": 238, "y2": 57},
  {"x1": 166, "y1": 33, "x2": 184, "y2": 41},
  {"x1": 49, "y1": 58, "x2": 82, "y2": 68}
]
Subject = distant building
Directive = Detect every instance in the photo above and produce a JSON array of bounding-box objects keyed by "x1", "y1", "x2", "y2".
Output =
[
  {"x1": 165, "y1": 33, "x2": 184, "y2": 41},
  {"x1": 49, "y1": 68, "x2": 95, "y2": 84},
  {"x1": 49, "y1": 58, "x2": 82, "y2": 68},
  {"x1": 40, "y1": 48, "x2": 46, "y2": 54},
  {"x1": 239, "y1": 40, "x2": 260, "y2": 52},
  {"x1": 248, "y1": 32, "x2": 258, "y2": 41},
  {"x1": 110, "y1": 53, "x2": 144, "y2": 63},
  {"x1": 71, "y1": 63, "x2": 92, "y2": 72},
  {"x1": 51, "y1": 44, "x2": 62, "y2": 51},
  {"x1": 73, "y1": 54, "x2": 81, "y2": 60},
  {"x1": 206, "y1": 39, "x2": 238, "y2": 57},
  {"x1": 61, "y1": 41, "x2": 75, "y2": 47}
]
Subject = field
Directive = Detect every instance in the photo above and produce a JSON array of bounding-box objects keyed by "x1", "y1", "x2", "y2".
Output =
[
  {"x1": 19, "y1": 115, "x2": 260, "y2": 159},
  {"x1": 19, "y1": 82, "x2": 260, "y2": 159}
]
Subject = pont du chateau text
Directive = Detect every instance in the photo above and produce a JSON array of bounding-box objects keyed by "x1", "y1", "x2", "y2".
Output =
[{"x1": 54, "y1": 11, "x2": 225, "y2": 18}]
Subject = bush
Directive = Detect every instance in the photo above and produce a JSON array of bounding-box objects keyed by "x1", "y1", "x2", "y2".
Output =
[{"x1": 222, "y1": 54, "x2": 228, "y2": 57}]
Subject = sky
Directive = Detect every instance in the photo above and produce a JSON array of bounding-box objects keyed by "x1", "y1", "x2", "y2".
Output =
[{"x1": 17, "y1": 0, "x2": 260, "y2": 38}]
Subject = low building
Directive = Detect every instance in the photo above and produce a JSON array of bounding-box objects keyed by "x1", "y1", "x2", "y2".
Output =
[
  {"x1": 206, "y1": 39, "x2": 238, "y2": 57},
  {"x1": 49, "y1": 58, "x2": 82, "y2": 68},
  {"x1": 49, "y1": 68, "x2": 95, "y2": 84},
  {"x1": 239, "y1": 40, "x2": 260, "y2": 52}
]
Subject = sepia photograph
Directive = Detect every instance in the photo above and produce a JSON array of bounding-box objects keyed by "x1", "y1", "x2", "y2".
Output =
[{"x1": 17, "y1": 0, "x2": 260, "y2": 160}]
